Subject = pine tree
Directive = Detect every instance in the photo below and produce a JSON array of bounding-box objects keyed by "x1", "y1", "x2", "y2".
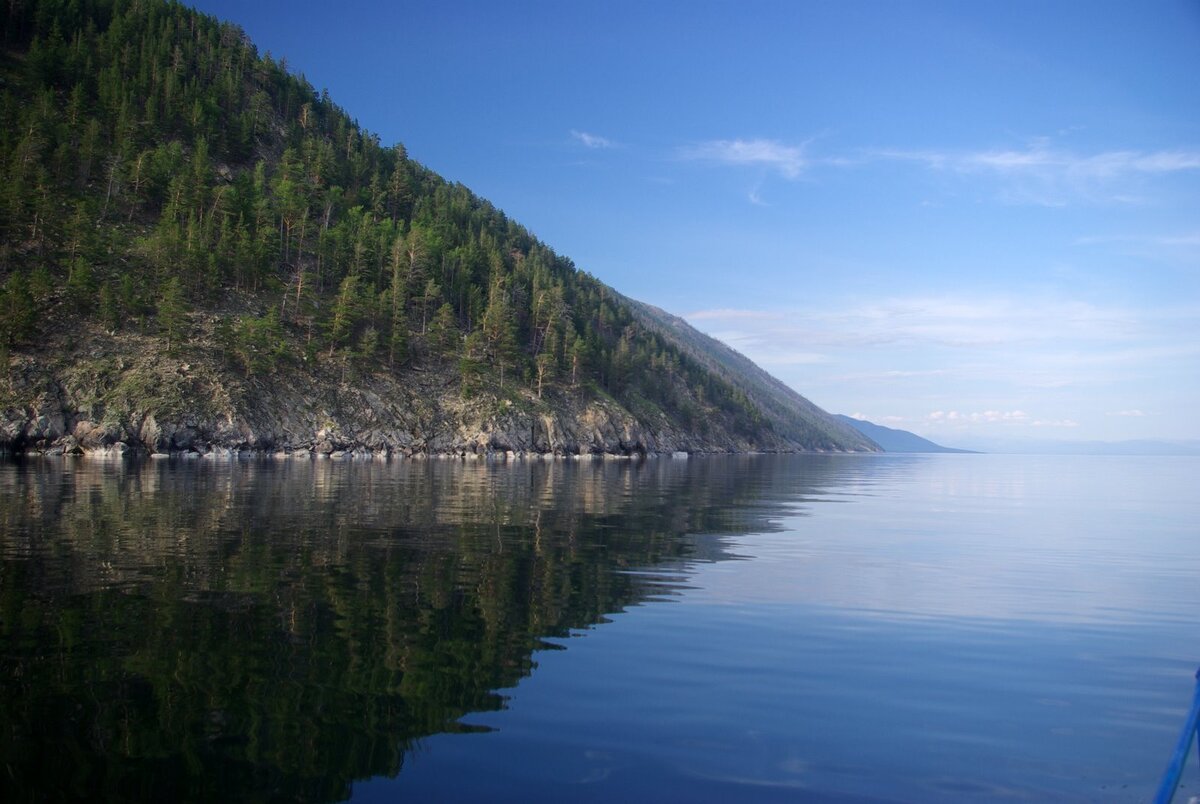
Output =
[
  {"x1": 481, "y1": 275, "x2": 518, "y2": 389},
  {"x1": 0, "y1": 273, "x2": 35, "y2": 346},
  {"x1": 327, "y1": 274, "x2": 359, "y2": 357},
  {"x1": 157, "y1": 275, "x2": 189, "y2": 353},
  {"x1": 428, "y1": 302, "x2": 457, "y2": 356}
]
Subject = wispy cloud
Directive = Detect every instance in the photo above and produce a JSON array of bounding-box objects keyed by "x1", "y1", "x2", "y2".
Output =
[
  {"x1": 1108, "y1": 409, "x2": 1146, "y2": 417},
  {"x1": 686, "y1": 298, "x2": 1150, "y2": 375},
  {"x1": 831, "y1": 369, "x2": 950, "y2": 383},
  {"x1": 929, "y1": 410, "x2": 1031, "y2": 424},
  {"x1": 874, "y1": 142, "x2": 1200, "y2": 179},
  {"x1": 687, "y1": 297, "x2": 1196, "y2": 357},
  {"x1": 680, "y1": 138, "x2": 808, "y2": 178},
  {"x1": 925, "y1": 410, "x2": 1080, "y2": 429},
  {"x1": 672, "y1": 135, "x2": 1199, "y2": 205},
  {"x1": 686, "y1": 308, "x2": 785, "y2": 321},
  {"x1": 1074, "y1": 231, "x2": 1200, "y2": 248},
  {"x1": 570, "y1": 129, "x2": 616, "y2": 149},
  {"x1": 825, "y1": 296, "x2": 1139, "y2": 349},
  {"x1": 870, "y1": 141, "x2": 1200, "y2": 205},
  {"x1": 683, "y1": 294, "x2": 1199, "y2": 439}
]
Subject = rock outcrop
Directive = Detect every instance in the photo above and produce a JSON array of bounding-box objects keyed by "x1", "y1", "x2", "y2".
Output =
[{"x1": 1, "y1": 324, "x2": 841, "y2": 459}]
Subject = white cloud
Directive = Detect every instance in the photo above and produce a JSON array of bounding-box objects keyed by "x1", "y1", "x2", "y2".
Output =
[
  {"x1": 1108, "y1": 409, "x2": 1146, "y2": 417},
  {"x1": 570, "y1": 129, "x2": 615, "y2": 149},
  {"x1": 869, "y1": 141, "x2": 1200, "y2": 205},
  {"x1": 1073, "y1": 231, "x2": 1200, "y2": 251},
  {"x1": 928, "y1": 410, "x2": 1030, "y2": 424},
  {"x1": 922, "y1": 410, "x2": 1079, "y2": 429},
  {"x1": 680, "y1": 138, "x2": 808, "y2": 178},
  {"x1": 875, "y1": 143, "x2": 1200, "y2": 179},
  {"x1": 687, "y1": 297, "x2": 1197, "y2": 362},
  {"x1": 681, "y1": 293, "x2": 1200, "y2": 441},
  {"x1": 849, "y1": 412, "x2": 909, "y2": 425},
  {"x1": 672, "y1": 135, "x2": 1199, "y2": 204},
  {"x1": 1158, "y1": 234, "x2": 1200, "y2": 246},
  {"x1": 686, "y1": 308, "x2": 784, "y2": 321},
  {"x1": 818, "y1": 296, "x2": 1138, "y2": 349},
  {"x1": 828, "y1": 369, "x2": 949, "y2": 383}
]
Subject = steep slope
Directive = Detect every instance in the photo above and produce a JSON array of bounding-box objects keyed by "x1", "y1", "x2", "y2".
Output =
[
  {"x1": 0, "y1": 0, "x2": 874, "y2": 456},
  {"x1": 833, "y1": 415, "x2": 976, "y2": 453},
  {"x1": 629, "y1": 300, "x2": 879, "y2": 452}
]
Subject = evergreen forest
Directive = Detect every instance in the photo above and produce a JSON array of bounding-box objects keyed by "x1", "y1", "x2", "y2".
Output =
[{"x1": 0, "y1": 0, "x2": 875, "y2": 455}]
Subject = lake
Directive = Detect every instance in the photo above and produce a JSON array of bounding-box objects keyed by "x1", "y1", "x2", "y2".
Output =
[{"x1": 1, "y1": 453, "x2": 1197, "y2": 802}]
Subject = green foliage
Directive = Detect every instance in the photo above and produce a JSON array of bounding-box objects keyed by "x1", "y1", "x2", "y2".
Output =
[
  {"x1": 65, "y1": 257, "x2": 93, "y2": 312},
  {"x1": 156, "y1": 275, "x2": 188, "y2": 352},
  {"x1": 0, "y1": 0, "x2": 782, "y2": 443},
  {"x1": 327, "y1": 274, "x2": 361, "y2": 355},
  {"x1": 227, "y1": 309, "x2": 286, "y2": 376},
  {"x1": 428, "y1": 302, "x2": 458, "y2": 356},
  {"x1": 97, "y1": 281, "x2": 120, "y2": 331},
  {"x1": 0, "y1": 272, "x2": 36, "y2": 346},
  {"x1": 358, "y1": 324, "x2": 379, "y2": 362},
  {"x1": 27, "y1": 264, "x2": 53, "y2": 303}
]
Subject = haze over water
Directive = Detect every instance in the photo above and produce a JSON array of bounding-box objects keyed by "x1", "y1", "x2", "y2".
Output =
[{"x1": 1, "y1": 454, "x2": 1197, "y2": 801}]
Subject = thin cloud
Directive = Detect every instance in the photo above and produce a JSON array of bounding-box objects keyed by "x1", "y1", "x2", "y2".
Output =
[
  {"x1": 837, "y1": 296, "x2": 1139, "y2": 348},
  {"x1": 924, "y1": 410, "x2": 1078, "y2": 430},
  {"x1": 570, "y1": 129, "x2": 616, "y2": 149},
  {"x1": 687, "y1": 296, "x2": 1145, "y2": 355},
  {"x1": 680, "y1": 138, "x2": 808, "y2": 178},
  {"x1": 1074, "y1": 231, "x2": 1200, "y2": 248},
  {"x1": 1108, "y1": 409, "x2": 1146, "y2": 417},
  {"x1": 686, "y1": 308, "x2": 785, "y2": 321},
  {"x1": 928, "y1": 410, "x2": 1030, "y2": 424},
  {"x1": 874, "y1": 143, "x2": 1200, "y2": 179},
  {"x1": 848, "y1": 412, "x2": 908, "y2": 425},
  {"x1": 684, "y1": 295, "x2": 1197, "y2": 440},
  {"x1": 869, "y1": 141, "x2": 1200, "y2": 205},
  {"x1": 828, "y1": 369, "x2": 951, "y2": 384}
]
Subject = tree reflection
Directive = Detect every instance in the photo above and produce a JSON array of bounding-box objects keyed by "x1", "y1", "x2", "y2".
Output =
[{"x1": 0, "y1": 455, "x2": 859, "y2": 801}]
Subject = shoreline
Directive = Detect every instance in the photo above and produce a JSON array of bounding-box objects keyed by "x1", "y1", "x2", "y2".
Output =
[{"x1": 0, "y1": 444, "x2": 870, "y2": 461}]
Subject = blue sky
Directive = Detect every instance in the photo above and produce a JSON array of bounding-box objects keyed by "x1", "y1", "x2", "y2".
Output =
[{"x1": 187, "y1": 0, "x2": 1200, "y2": 445}]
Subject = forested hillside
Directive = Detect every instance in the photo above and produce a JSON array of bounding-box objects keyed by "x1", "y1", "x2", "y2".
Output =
[{"x1": 0, "y1": 0, "x2": 876, "y2": 456}]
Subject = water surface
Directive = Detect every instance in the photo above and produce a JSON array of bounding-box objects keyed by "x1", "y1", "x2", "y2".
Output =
[{"x1": 1, "y1": 454, "x2": 1196, "y2": 801}]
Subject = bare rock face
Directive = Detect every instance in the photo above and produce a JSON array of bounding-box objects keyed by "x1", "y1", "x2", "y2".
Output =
[
  {"x1": 0, "y1": 323, "x2": 861, "y2": 458},
  {"x1": 0, "y1": 374, "x2": 750, "y2": 458}
]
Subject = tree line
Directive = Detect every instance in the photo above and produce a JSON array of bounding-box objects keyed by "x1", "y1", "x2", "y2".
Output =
[{"x1": 0, "y1": 0, "x2": 766, "y2": 438}]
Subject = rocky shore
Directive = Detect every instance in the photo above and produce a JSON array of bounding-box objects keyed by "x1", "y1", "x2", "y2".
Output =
[{"x1": 1, "y1": 331, "x2": 823, "y2": 460}]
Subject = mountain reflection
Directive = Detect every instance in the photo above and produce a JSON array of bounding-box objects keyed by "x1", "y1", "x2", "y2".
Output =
[{"x1": 0, "y1": 455, "x2": 861, "y2": 802}]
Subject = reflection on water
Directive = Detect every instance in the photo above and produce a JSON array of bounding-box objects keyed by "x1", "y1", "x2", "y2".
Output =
[
  {"x1": 1, "y1": 454, "x2": 1198, "y2": 802},
  {"x1": 0, "y1": 455, "x2": 861, "y2": 801}
]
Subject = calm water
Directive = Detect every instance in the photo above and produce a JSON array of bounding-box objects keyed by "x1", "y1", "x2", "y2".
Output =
[{"x1": 0, "y1": 454, "x2": 1197, "y2": 802}]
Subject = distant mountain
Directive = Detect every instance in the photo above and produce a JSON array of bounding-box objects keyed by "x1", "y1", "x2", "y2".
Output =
[
  {"x1": 0, "y1": 0, "x2": 875, "y2": 457},
  {"x1": 833, "y1": 415, "x2": 977, "y2": 453},
  {"x1": 630, "y1": 301, "x2": 879, "y2": 452}
]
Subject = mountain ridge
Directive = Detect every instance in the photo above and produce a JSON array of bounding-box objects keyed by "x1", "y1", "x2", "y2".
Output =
[
  {"x1": 0, "y1": 0, "x2": 876, "y2": 457},
  {"x1": 833, "y1": 415, "x2": 977, "y2": 453},
  {"x1": 629, "y1": 300, "x2": 877, "y2": 452}
]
